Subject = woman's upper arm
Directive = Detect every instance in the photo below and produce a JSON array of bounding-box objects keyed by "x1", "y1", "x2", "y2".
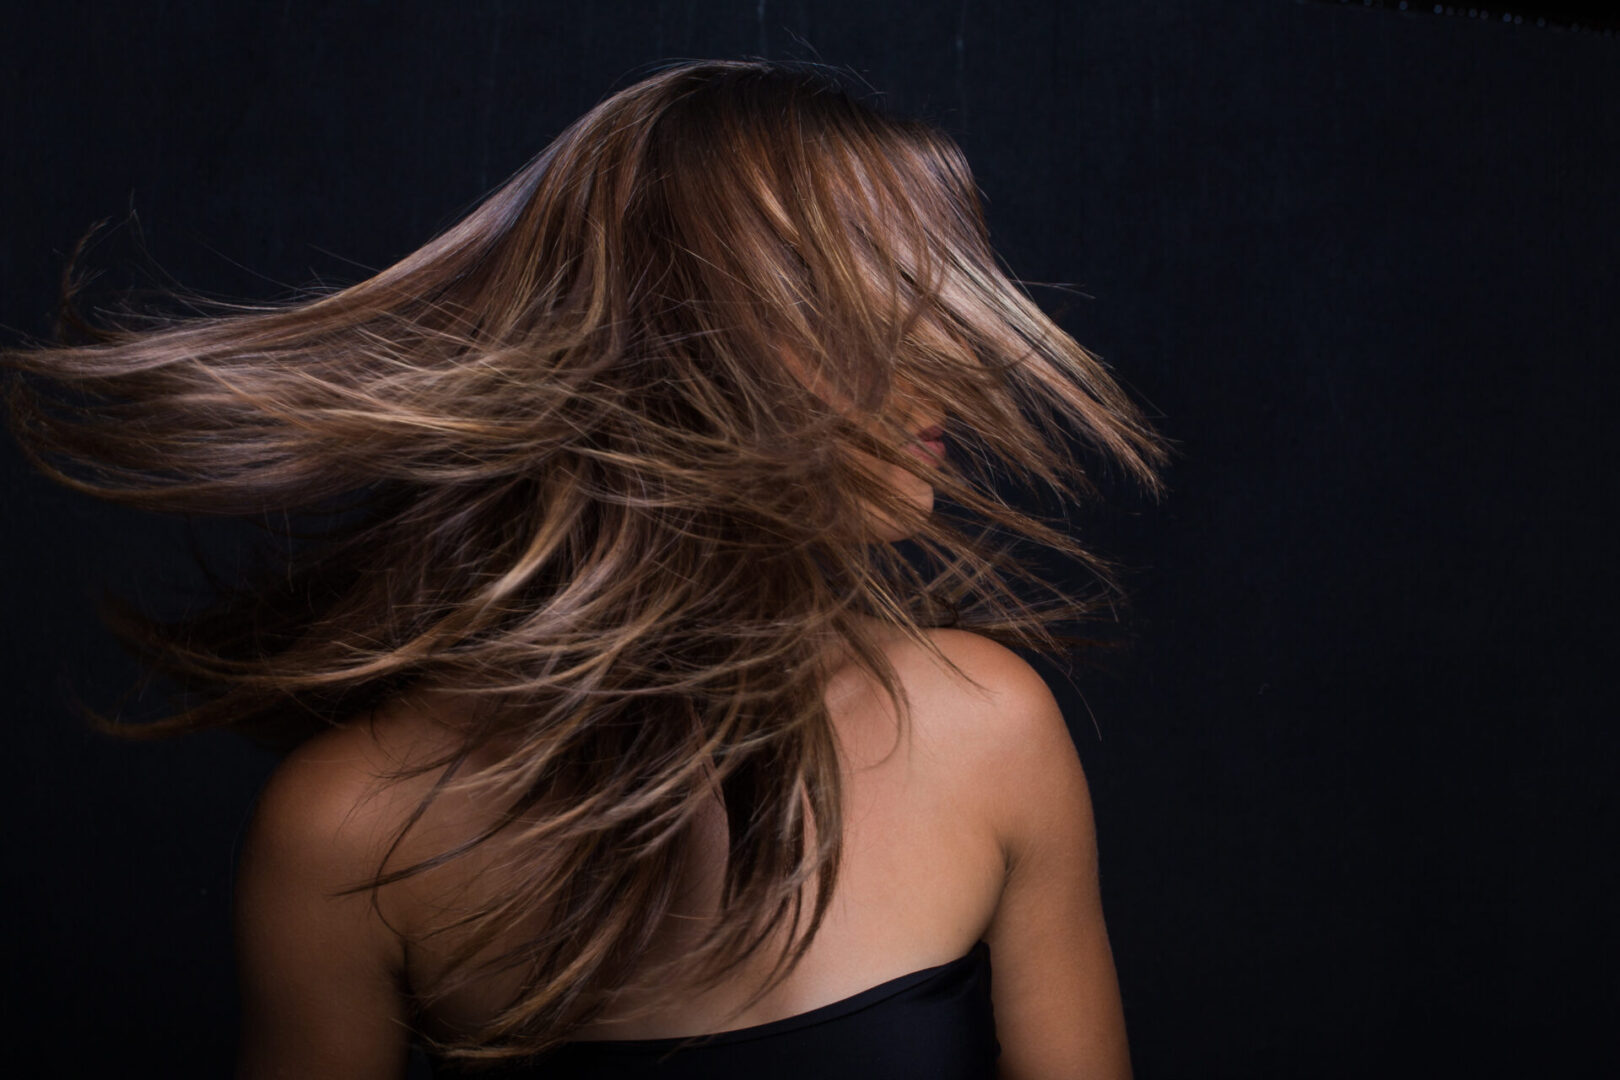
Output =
[
  {"x1": 234, "y1": 727, "x2": 413, "y2": 1080},
  {"x1": 946, "y1": 634, "x2": 1132, "y2": 1079}
]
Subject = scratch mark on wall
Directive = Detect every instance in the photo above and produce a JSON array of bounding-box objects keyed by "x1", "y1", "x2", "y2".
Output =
[{"x1": 758, "y1": 0, "x2": 769, "y2": 56}]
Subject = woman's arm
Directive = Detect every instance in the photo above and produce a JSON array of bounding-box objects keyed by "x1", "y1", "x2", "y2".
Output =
[
  {"x1": 943, "y1": 632, "x2": 1133, "y2": 1079},
  {"x1": 234, "y1": 726, "x2": 415, "y2": 1080}
]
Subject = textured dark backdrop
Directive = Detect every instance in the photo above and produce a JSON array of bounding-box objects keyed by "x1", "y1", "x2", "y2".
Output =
[{"x1": 2, "y1": 3, "x2": 1614, "y2": 1077}]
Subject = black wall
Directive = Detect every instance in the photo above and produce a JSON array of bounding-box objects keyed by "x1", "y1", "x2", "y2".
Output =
[{"x1": 3, "y1": 3, "x2": 1614, "y2": 1076}]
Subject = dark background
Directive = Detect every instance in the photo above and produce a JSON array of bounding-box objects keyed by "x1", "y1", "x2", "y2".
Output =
[{"x1": 2, "y1": 2, "x2": 1614, "y2": 1076}]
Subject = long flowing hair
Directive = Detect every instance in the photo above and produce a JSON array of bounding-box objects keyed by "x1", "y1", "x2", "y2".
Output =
[{"x1": 3, "y1": 60, "x2": 1167, "y2": 1064}]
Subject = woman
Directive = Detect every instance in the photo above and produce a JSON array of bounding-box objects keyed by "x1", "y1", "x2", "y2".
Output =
[{"x1": 4, "y1": 60, "x2": 1166, "y2": 1077}]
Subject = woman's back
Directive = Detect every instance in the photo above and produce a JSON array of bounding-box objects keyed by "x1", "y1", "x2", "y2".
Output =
[
  {"x1": 415, "y1": 621, "x2": 1005, "y2": 1042},
  {"x1": 235, "y1": 624, "x2": 1129, "y2": 1077}
]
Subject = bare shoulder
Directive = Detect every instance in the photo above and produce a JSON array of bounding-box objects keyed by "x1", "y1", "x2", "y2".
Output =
[
  {"x1": 844, "y1": 625, "x2": 1090, "y2": 879},
  {"x1": 896, "y1": 629, "x2": 1130, "y2": 1078},
  {"x1": 234, "y1": 697, "x2": 471, "y2": 1078},
  {"x1": 907, "y1": 627, "x2": 1065, "y2": 717},
  {"x1": 915, "y1": 627, "x2": 1094, "y2": 869},
  {"x1": 891, "y1": 628, "x2": 1082, "y2": 806},
  {"x1": 239, "y1": 689, "x2": 491, "y2": 959},
  {"x1": 247, "y1": 697, "x2": 458, "y2": 875}
]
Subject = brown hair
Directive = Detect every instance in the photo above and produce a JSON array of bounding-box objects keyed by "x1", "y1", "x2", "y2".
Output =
[{"x1": 2, "y1": 59, "x2": 1167, "y2": 1064}]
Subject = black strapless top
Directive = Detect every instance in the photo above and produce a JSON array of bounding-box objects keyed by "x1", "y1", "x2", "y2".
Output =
[{"x1": 433, "y1": 941, "x2": 998, "y2": 1079}]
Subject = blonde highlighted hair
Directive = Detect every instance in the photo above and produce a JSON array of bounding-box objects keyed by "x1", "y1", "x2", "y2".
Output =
[{"x1": 3, "y1": 59, "x2": 1167, "y2": 1064}]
